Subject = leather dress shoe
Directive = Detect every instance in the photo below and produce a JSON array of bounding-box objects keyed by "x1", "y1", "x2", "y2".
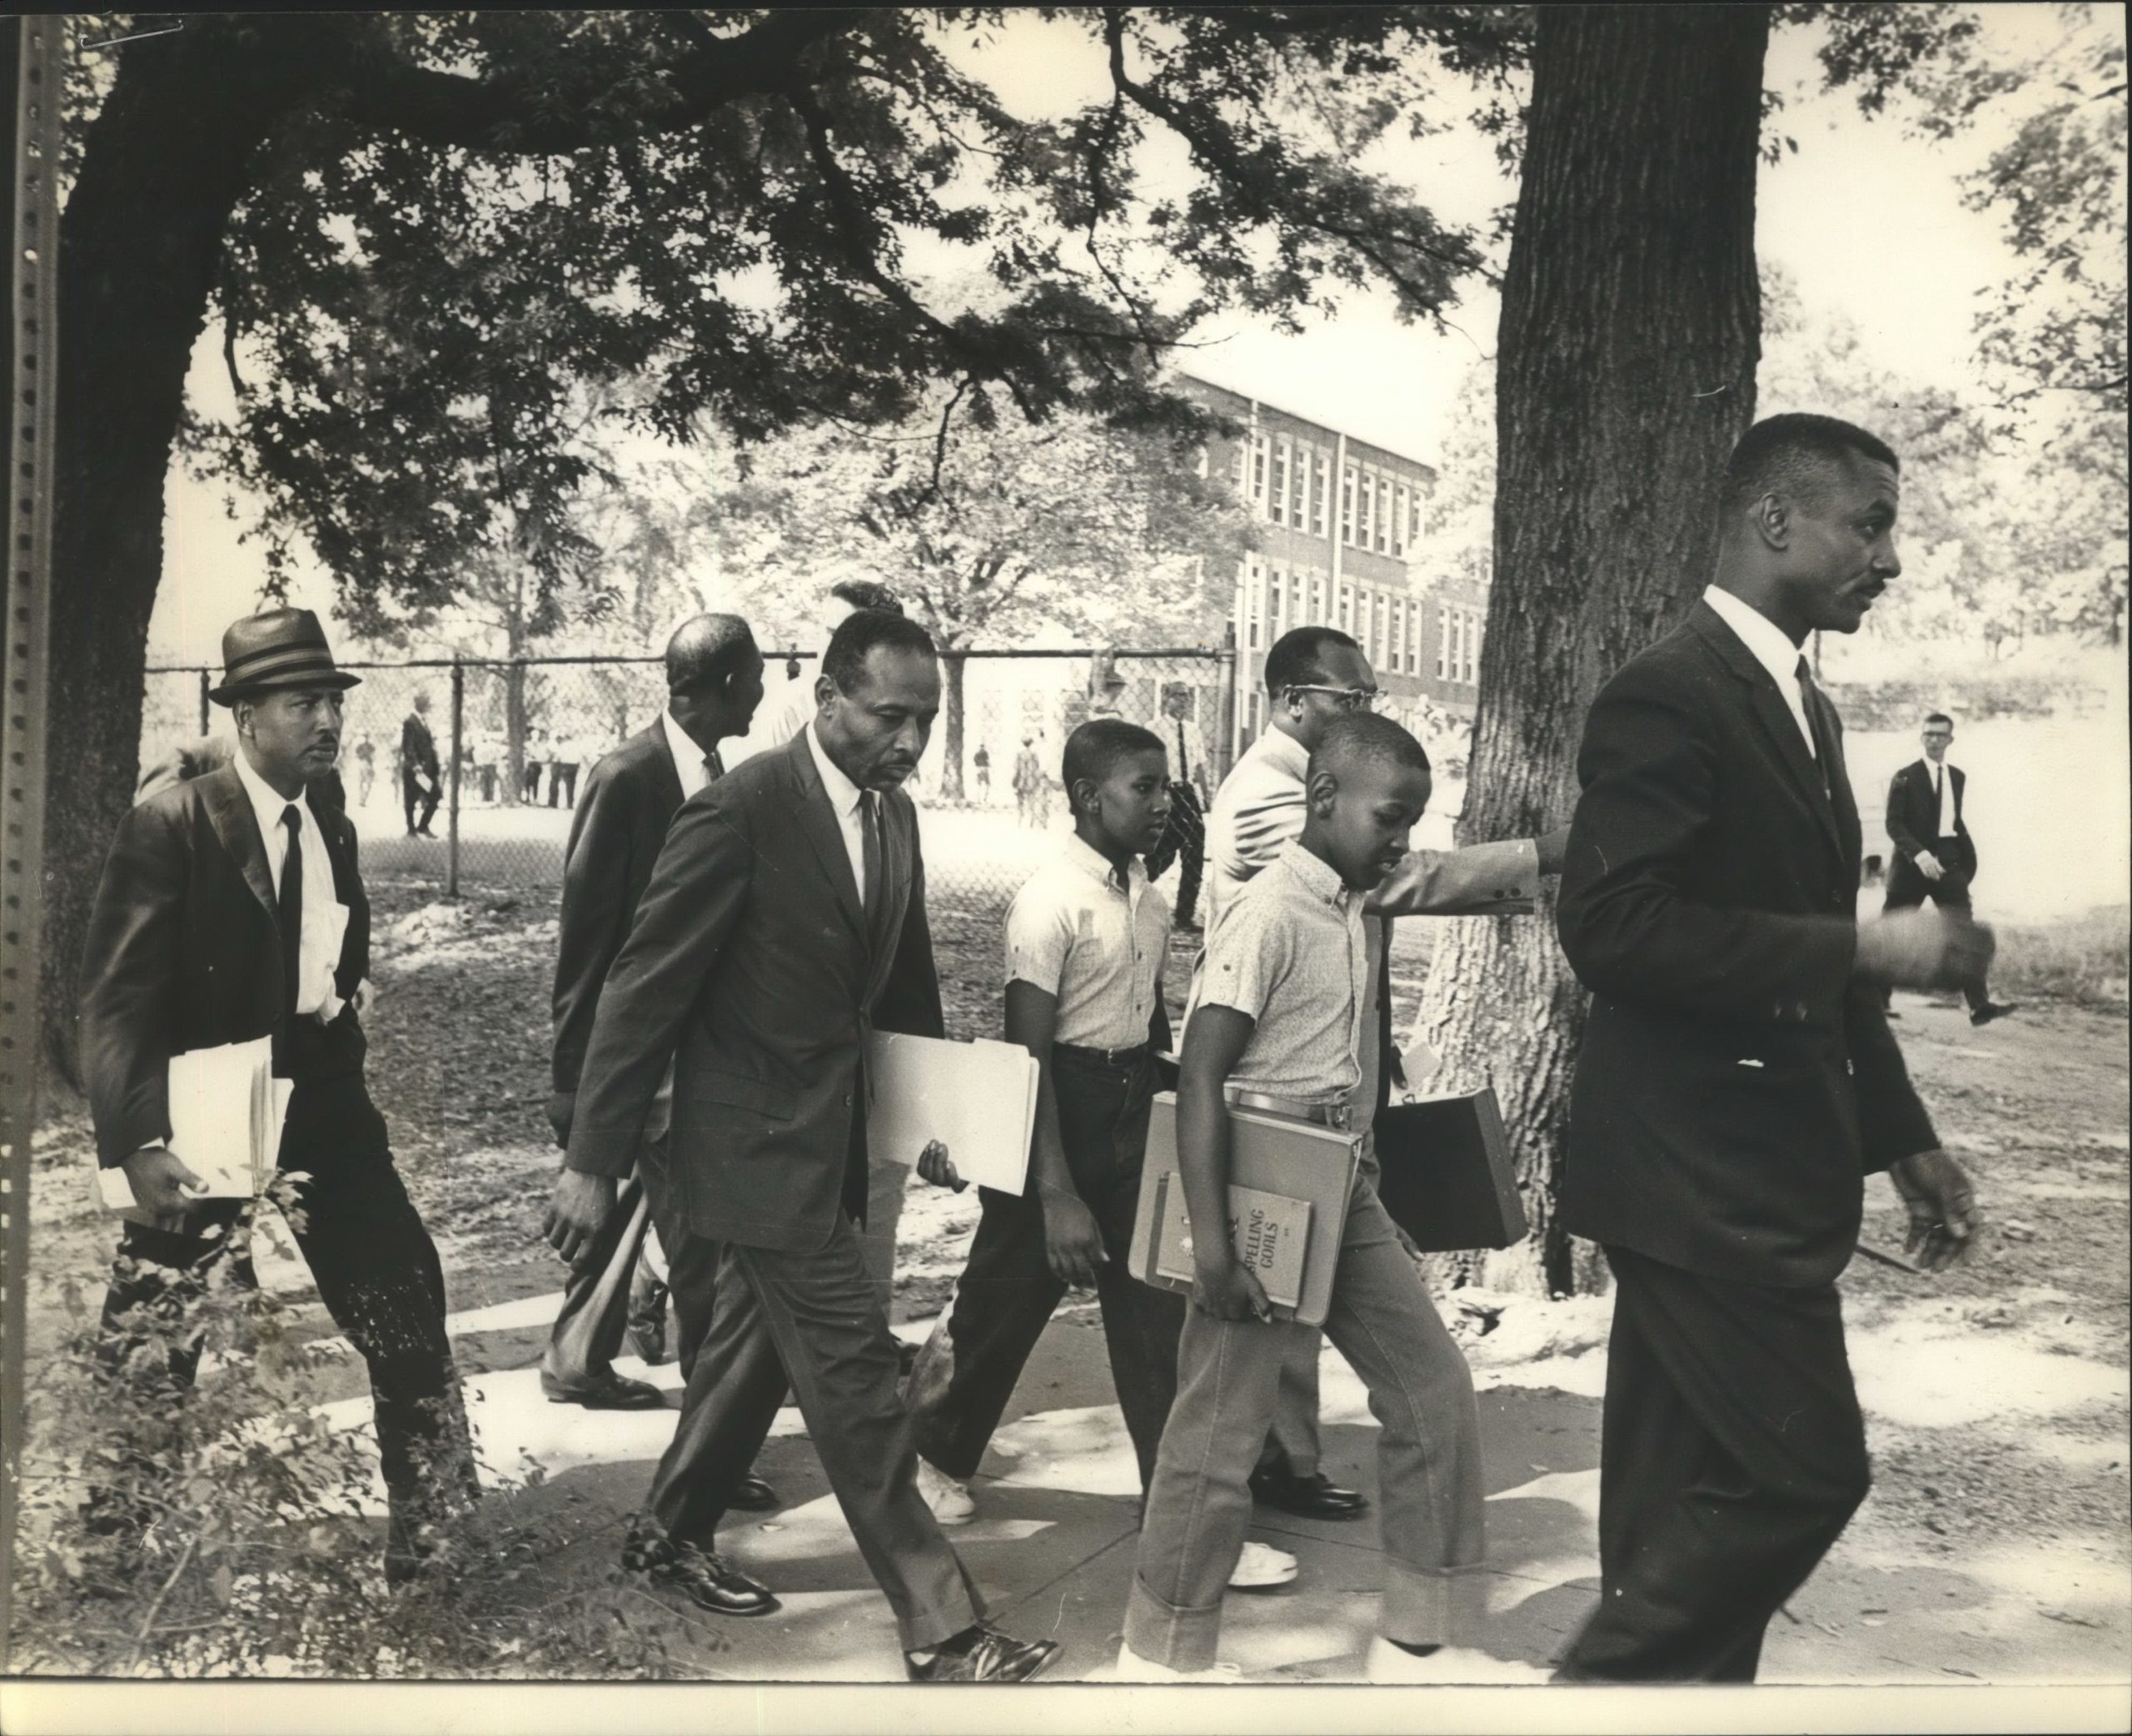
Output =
[
  {"x1": 725, "y1": 1472, "x2": 780, "y2": 1513},
  {"x1": 905, "y1": 1623, "x2": 1059, "y2": 1683},
  {"x1": 1970, "y1": 1001, "x2": 2019, "y2": 1026},
  {"x1": 622, "y1": 1520, "x2": 778, "y2": 1618},
  {"x1": 1248, "y1": 1466, "x2": 1368, "y2": 1520},
  {"x1": 542, "y1": 1369, "x2": 666, "y2": 1410}
]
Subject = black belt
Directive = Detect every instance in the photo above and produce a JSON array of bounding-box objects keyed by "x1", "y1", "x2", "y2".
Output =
[{"x1": 1055, "y1": 1040, "x2": 1153, "y2": 1067}]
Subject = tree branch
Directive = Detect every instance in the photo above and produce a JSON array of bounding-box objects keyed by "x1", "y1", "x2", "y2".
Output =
[{"x1": 331, "y1": 10, "x2": 869, "y2": 152}]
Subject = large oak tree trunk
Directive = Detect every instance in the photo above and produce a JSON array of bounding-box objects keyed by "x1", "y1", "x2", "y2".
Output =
[
  {"x1": 43, "y1": 21, "x2": 299, "y2": 1082},
  {"x1": 1413, "y1": 4, "x2": 1768, "y2": 1295},
  {"x1": 939, "y1": 646, "x2": 967, "y2": 802}
]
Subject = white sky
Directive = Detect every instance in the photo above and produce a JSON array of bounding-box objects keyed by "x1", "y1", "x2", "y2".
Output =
[{"x1": 152, "y1": 5, "x2": 2101, "y2": 662}]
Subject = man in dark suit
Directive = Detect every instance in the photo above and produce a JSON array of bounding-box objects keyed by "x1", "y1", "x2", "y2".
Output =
[
  {"x1": 540, "y1": 617, "x2": 776, "y2": 1473},
  {"x1": 81, "y1": 609, "x2": 477, "y2": 1585},
  {"x1": 401, "y1": 694, "x2": 441, "y2": 838},
  {"x1": 1883, "y1": 713, "x2": 2015, "y2": 1025},
  {"x1": 545, "y1": 609, "x2": 1057, "y2": 1682},
  {"x1": 1555, "y1": 415, "x2": 1992, "y2": 1682}
]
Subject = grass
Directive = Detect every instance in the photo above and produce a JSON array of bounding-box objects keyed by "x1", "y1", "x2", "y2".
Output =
[{"x1": 1988, "y1": 907, "x2": 2130, "y2": 1007}]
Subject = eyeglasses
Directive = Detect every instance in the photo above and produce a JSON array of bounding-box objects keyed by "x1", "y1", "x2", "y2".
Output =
[{"x1": 1286, "y1": 684, "x2": 1379, "y2": 713}]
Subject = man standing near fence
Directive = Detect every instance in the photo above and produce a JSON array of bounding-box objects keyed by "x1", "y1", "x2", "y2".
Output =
[
  {"x1": 1144, "y1": 682, "x2": 1211, "y2": 933},
  {"x1": 401, "y1": 693, "x2": 441, "y2": 838},
  {"x1": 544, "y1": 619, "x2": 782, "y2": 1510},
  {"x1": 1201, "y1": 624, "x2": 1567, "y2": 1528}
]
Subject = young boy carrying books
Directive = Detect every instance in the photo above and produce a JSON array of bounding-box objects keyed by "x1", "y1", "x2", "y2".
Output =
[
  {"x1": 1118, "y1": 710, "x2": 1527, "y2": 1684},
  {"x1": 905, "y1": 719, "x2": 1297, "y2": 1592}
]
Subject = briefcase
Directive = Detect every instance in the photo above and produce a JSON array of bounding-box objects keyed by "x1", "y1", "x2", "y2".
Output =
[{"x1": 1372, "y1": 1086, "x2": 1527, "y2": 1253}]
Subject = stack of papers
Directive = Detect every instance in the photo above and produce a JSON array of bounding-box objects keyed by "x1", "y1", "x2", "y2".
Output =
[
  {"x1": 96, "y1": 1037, "x2": 291, "y2": 1214},
  {"x1": 865, "y1": 1032, "x2": 1040, "y2": 1196}
]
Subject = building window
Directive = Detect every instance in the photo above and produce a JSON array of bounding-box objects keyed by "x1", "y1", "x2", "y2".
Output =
[
  {"x1": 1376, "y1": 592, "x2": 1392, "y2": 664},
  {"x1": 1271, "y1": 440, "x2": 1291, "y2": 527},
  {"x1": 1358, "y1": 468, "x2": 1376, "y2": 550},
  {"x1": 1393, "y1": 485, "x2": 1411, "y2": 557},
  {"x1": 1338, "y1": 583, "x2": 1354, "y2": 632},
  {"x1": 1251, "y1": 434, "x2": 1269, "y2": 514},
  {"x1": 1407, "y1": 604, "x2": 1422, "y2": 675},
  {"x1": 1340, "y1": 465, "x2": 1357, "y2": 546},
  {"x1": 1311, "y1": 452, "x2": 1330, "y2": 537},
  {"x1": 1376, "y1": 479, "x2": 1393, "y2": 554},
  {"x1": 1467, "y1": 614, "x2": 1483, "y2": 685},
  {"x1": 1409, "y1": 492, "x2": 1424, "y2": 549},
  {"x1": 1388, "y1": 599, "x2": 1406, "y2": 673},
  {"x1": 1289, "y1": 572, "x2": 1307, "y2": 634},
  {"x1": 1437, "y1": 604, "x2": 1450, "y2": 680},
  {"x1": 1244, "y1": 560, "x2": 1264, "y2": 650},
  {"x1": 1308, "y1": 573, "x2": 1325, "y2": 624}
]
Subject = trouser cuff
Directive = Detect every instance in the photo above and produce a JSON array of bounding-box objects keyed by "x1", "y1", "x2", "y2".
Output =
[
  {"x1": 1378, "y1": 1559, "x2": 1487, "y2": 1650},
  {"x1": 897, "y1": 1584, "x2": 986, "y2": 1654},
  {"x1": 1123, "y1": 1571, "x2": 1224, "y2": 1671}
]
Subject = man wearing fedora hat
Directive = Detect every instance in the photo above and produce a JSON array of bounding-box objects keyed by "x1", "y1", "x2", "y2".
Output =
[{"x1": 79, "y1": 607, "x2": 480, "y2": 1586}]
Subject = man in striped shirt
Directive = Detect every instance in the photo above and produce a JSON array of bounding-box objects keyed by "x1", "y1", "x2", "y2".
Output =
[{"x1": 1203, "y1": 625, "x2": 1567, "y2": 1524}]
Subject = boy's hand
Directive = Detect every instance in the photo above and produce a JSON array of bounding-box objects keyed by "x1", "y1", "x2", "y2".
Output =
[
  {"x1": 1040, "y1": 1189, "x2": 1107, "y2": 1287},
  {"x1": 1193, "y1": 1255, "x2": 1273, "y2": 1322}
]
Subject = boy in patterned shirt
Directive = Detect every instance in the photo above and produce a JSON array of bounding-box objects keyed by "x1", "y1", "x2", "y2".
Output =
[
  {"x1": 905, "y1": 719, "x2": 1298, "y2": 1591},
  {"x1": 1118, "y1": 711, "x2": 1529, "y2": 1684}
]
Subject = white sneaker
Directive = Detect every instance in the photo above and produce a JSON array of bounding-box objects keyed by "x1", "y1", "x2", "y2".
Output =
[
  {"x1": 1227, "y1": 1540, "x2": 1298, "y2": 1590},
  {"x1": 1114, "y1": 1642, "x2": 1243, "y2": 1683},
  {"x1": 914, "y1": 1458, "x2": 974, "y2": 1525},
  {"x1": 1365, "y1": 1635, "x2": 1553, "y2": 1684}
]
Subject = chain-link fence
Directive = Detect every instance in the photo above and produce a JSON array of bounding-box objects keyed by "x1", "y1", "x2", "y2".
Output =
[{"x1": 140, "y1": 645, "x2": 1238, "y2": 933}]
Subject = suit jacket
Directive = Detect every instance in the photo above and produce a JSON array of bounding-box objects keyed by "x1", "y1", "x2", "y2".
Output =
[
  {"x1": 1556, "y1": 601, "x2": 1938, "y2": 1287},
  {"x1": 1885, "y1": 759, "x2": 1976, "y2": 883},
  {"x1": 401, "y1": 713, "x2": 439, "y2": 780},
  {"x1": 80, "y1": 764, "x2": 373, "y2": 1170},
  {"x1": 564, "y1": 730, "x2": 946, "y2": 1252},
  {"x1": 548, "y1": 723, "x2": 688, "y2": 1137}
]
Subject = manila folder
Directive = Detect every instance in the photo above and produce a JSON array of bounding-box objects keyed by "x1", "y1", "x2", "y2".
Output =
[{"x1": 866, "y1": 1031, "x2": 1039, "y2": 1196}]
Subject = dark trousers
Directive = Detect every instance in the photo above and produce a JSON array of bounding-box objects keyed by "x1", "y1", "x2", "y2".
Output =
[
  {"x1": 549, "y1": 764, "x2": 578, "y2": 808},
  {"x1": 92, "y1": 1077, "x2": 476, "y2": 1562},
  {"x1": 522, "y1": 763, "x2": 543, "y2": 802},
  {"x1": 401, "y1": 769, "x2": 440, "y2": 835},
  {"x1": 1883, "y1": 844, "x2": 1989, "y2": 1011},
  {"x1": 1560, "y1": 1245, "x2": 1872, "y2": 1683},
  {"x1": 647, "y1": 1213, "x2": 981, "y2": 1651},
  {"x1": 909, "y1": 1045, "x2": 1184, "y2": 1491},
  {"x1": 541, "y1": 1139, "x2": 671, "y2": 1395},
  {"x1": 1145, "y1": 782, "x2": 1206, "y2": 926}
]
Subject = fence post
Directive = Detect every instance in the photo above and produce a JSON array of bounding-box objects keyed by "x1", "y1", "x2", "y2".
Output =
[
  {"x1": 197, "y1": 668, "x2": 211, "y2": 737},
  {"x1": 446, "y1": 656, "x2": 464, "y2": 900},
  {"x1": 1213, "y1": 623, "x2": 1238, "y2": 788}
]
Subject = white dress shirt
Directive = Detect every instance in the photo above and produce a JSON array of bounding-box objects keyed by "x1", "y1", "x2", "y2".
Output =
[
  {"x1": 232, "y1": 749, "x2": 348, "y2": 1022},
  {"x1": 1703, "y1": 584, "x2": 1816, "y2": 757},
  {"x1": 1928, "y1": 758, "x2": 1958, "y2": 838},
  {"x1": 660, "y1": 708, "x2": 721, "y2": 799},
  {"x1": 1203, "y1": 725, "x2": 1312, "y2": 928},
  {"x1": 804, "y1": 721, "x2": 871, "y2": 903},
  {"x1": 1005, "y1": 834, "x2": 1171, "y2": 1049}
]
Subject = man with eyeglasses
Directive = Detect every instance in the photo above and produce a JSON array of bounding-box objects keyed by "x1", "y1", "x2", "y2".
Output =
[{"x1": 1200, "y1": 624, "x2": 1568, "y2": 1525}]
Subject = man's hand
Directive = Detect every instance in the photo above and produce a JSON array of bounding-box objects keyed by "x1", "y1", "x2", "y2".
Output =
[
  {"x1": 1888, "y1": 1148, "x2": 1981, "y2": 1272},
  {"x1": 121, "y1": 1144, "x2": 208, "y2": 1231},
  {"x1": 1915, "y1": 850, "x2": 1944, "y2": 882},
  {"x1": 1853, "y1": 908, "x2": 1995, "y2": 991},
  {"x1": 1193, "y1": 1254, "x2": 1273, "y2": 1322},
  {"x1": 1039, "y1": 1187, "x2": 1107, "y2": 1287},
  {"x1": 544, "y1": 1169, "x2": 616, "y2": 1267},
  {"x1": 917, "y1": 1140, "x2": 964, "y2": 1192}
]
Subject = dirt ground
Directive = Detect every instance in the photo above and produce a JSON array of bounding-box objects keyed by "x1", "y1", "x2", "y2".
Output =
[{"x1": 20, "y1": 878, "x2": 2130, "y2": 1679}]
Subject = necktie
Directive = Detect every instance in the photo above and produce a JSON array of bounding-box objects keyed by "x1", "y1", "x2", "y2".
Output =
[
  {"x1": 278, "y1": 804, "x2": 304, "y2": 1016},
  {"x1": 705, "y1": 748, "x2": 724, "y2": 782},
  {"x1": 860, "y1": 790, "x2": 884, "y2": 934},
  {"x1": 1794, "y1": 658, "x2": 1837, "y2": 794},
  {"x1": 1174, "y1": 718, "x2": 1189, "y2": 783}
]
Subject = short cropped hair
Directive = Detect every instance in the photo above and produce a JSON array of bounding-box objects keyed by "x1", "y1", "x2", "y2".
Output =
[
  {"x1": 829, "y1": 579, "x2": 903, "y2": 616},
  {"x1": 822, "y1": 609, "x2": 935, "y2": 694},
  {"x1": 1923, "y1": 711, "x2": 1953, "y2": 729},
  {"x1": 1264, "y1": 626, "x2": 1361, "y2": 696},
  {"x1": 1309, "y1": 710, "x2": 1432, "y2": 783},
  {"x1": 1063, "y1": 718, "x2": 1165, "y2": 793},
  {"x1": 1721, "y1": 413, "x2": 1900, "y2": 526},
  {"x1": 665, "y1": 613, "x2": 757, "y2": 696}
]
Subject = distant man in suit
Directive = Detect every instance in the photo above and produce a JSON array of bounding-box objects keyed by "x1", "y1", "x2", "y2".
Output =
[
  {"x1": 401, "y1": 694, "x2": 441, "y2": 838},
  {"x1": 81, "y1": 609, "x2": 478, "y2": 1587},
  {"x1": 1201, "y1": 624, "x2": 1567, "y2": 1528},
  {"x1": 544, "y1": 610, "x2": 1058, "y2": 1681},
  {"x1": 1555, "y1": 413, "x2": 1991, "y2": 1682},
  {"x1": 1143, "y1": 683, "x2": 1211, "y2": 932},
  {"x1": 1884, "y1": 713, "x2": 2015, "y2": 1026},
  {"x1": 542, "y1": 617, "x2": 770, "y2": 1450}
]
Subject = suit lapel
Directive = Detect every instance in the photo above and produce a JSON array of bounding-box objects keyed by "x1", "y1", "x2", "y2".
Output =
[
  {"x1": 1812, "y1": 684, "x2": 1862, "y2": 868},
  {"x1": 1691, "y1": 606, "x2": 1846, "y2": 863},
  {"x1": 785, "y1": 732, "x2": 868, "y2": 942},
  {"x1": 199, "y1": 766, "x2": 279, "y2": 926}
]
